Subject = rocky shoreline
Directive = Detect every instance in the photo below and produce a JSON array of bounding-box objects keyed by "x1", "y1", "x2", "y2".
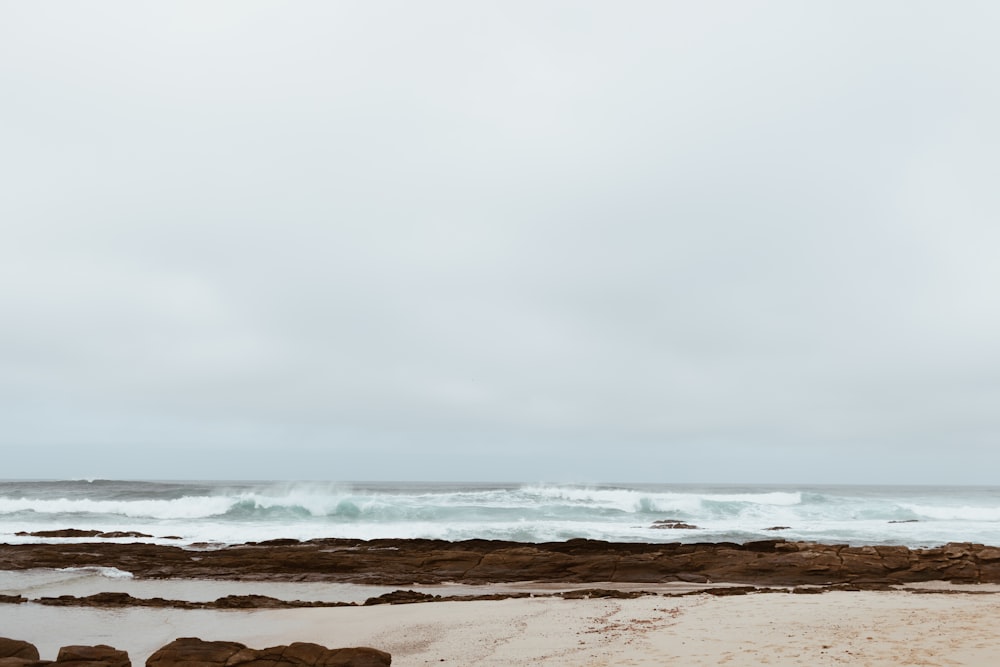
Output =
[
  {"x1": 0, "y1": 638, "x2": 390, "y2": 667},
  {"x1": 3, "y1": 537, "x2": 1000, "y2": 586}
]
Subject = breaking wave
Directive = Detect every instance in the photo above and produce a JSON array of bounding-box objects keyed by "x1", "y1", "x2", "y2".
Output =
[{"x1": 2, "y1": 481, "x2": 999, "y2": 547}]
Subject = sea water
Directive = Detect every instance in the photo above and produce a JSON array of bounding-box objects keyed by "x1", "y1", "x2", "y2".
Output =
[{"x1": 2, "y1": 480, "x2": 999, "y2": 548}]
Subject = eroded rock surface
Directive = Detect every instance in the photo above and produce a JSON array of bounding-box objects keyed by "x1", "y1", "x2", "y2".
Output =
[
  {"x1": 0, "y1": 639, "x2": 40, "y2": 661},
  {"x1": 0, "y1": 640, "x2": 389, "y2": 667},
  {"x1": 55, "y1": 645, "x2": 129, "y2": 667},
  {"x1": 146, "y1": 638, "x2": 390, "y2": 667},
  {"x1": 3, "y1": 539, "x2": 1000, "y2": 586},
  {"x1": 0, "y1": 640, "x2": 128, "y2": 667}
]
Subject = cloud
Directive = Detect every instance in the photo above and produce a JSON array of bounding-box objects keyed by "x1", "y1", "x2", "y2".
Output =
[{"x1": 2, "y1": 1, "x2": 999, "y2": 482}]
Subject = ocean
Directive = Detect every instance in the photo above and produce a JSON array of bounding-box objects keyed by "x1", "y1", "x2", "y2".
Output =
[{"x1": 2, "y1": 480, "x2": 999, "y2": 548}]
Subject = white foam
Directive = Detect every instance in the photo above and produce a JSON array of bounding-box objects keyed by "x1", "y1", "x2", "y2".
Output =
[
  {"x1": 56, "y1": 566, "x2": 134, "y2": 579},
  {"x1": 0, "y1": 495, "x2": 236, "y2": 519},
  {"x1": 901, "y1": 504, "x2": 1000, "y2": 522}
]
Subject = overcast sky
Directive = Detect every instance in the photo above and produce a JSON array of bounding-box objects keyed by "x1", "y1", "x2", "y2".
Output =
[{"x1": 2, "y1": 1, "x2": 999, "y2": 483}]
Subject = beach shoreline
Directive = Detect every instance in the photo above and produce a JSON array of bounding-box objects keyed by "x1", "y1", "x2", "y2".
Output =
[
  {"x1": 3, "y1": 538, "x2": 1000, "y2": 665},
  {"x1": 4, "y1": 583, "x2": 1000, "y2": 666}
]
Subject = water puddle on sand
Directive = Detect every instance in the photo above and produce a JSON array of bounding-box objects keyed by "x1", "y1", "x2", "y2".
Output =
[{"x1": 0, "y1": 569, "x2": 722, "y2": 603}]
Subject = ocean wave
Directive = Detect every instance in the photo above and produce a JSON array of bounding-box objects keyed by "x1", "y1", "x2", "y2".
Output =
[
  {"x1": 0, "y1": 486, "x2": 805, "y2": 524},
  {"x1": 4, "y1": 482, "x2": 1000, "y2": 547},
  {"x1": 901, "y1": 504, "x2": 1000, "y2": 522},
  {"x1": 56, "y1": 566, "x2": 134, "y2": 579},
  {"x1": 0, "y1": 495, "x2": 236, "y2": 519}
]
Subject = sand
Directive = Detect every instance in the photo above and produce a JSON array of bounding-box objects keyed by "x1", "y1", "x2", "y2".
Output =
[{"x1": 4, "y1": 585, "x2": 1000, "y2": 666}]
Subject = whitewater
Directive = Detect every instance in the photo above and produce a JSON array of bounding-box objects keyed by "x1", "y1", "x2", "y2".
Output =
[{"x1": 2, "y1": 480, "x2": 1000, "y2": 548}]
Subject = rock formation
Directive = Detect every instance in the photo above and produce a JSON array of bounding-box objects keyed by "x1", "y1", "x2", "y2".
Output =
[
  {"x1": 2, "y1": 538, "x2": 1000, "y2": 586},
  {"x1": 146, "y1": 638, "x2": 390, "y2": 667},
  {"x1": 0, "y1": 641, "x2": 127, "y2": 667},
  {"x1": 0, "y1": 640, "x2": 390, "y2": 667}
]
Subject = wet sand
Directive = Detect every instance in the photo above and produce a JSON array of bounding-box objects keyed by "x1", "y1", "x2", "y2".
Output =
[{"x1": 4, "y1": 584, "x2": 1000, "y2": 666}]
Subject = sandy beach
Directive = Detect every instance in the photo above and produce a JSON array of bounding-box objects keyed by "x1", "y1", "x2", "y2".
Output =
[
  {"x1": 5, "y1": 537, "x2": 1000, "y2": 665},
  {"x1": 4, "y1": 583, "x2": 1000, "y2": 666}
]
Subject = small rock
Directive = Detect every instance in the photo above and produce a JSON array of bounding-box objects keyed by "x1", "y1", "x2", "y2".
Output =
[
  {"x1": 15, "y1": 529, "x2": 103, "y2": 538},
  {"x1": 650, "y1": 520, "x2": 699, "y2": 530},
  {"x1": 364, "y1": 590, "x2": 438, "y2": 605}
]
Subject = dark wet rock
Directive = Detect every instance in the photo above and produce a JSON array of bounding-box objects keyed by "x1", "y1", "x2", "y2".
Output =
[
  {"x1": 37, "y1": 592, "x2": 204, "y2": 609},
  {"x1": 560, "y1": 588, "x2": 645, "y2": 599},
  {"x1": 650, "y1": 520, "x2": 699, "y2": 530},
  {"x1": 211, "y1": 595, "x2": 300, "y2": 609},
  {"x1": 4, "y1": 538, "x2": 1000, "y2": 586},
  {"x1": 888, "y1": 519, "x2": 919, "y2": 524},
  {"x1": 364, "y1": 590, "x2": 438, "y2": 605},
  {"x1": 763, "y1": 526, "x2": 790, "y2": 531},
  {"x1": 36, "y1": 594, "x2": 174, "y2": 609},
  {"x1": 14, "y1": 530, "x2": 102, "y2": 538},
  {"x1": 30, "y1": 592, "x2": 358, "y2": 611},
  {"x1": 0, "y1": 595, "x2": 26, "y2": 604},
  {"x1": 146, "y1": 638, "x2": 390, "y2": 667},
  {"x1": 96, "y1": 532, "x2": 152, "y2": 539},
  {"x1": 702, "y1": 586, "x2": 760, "y2": 596}
]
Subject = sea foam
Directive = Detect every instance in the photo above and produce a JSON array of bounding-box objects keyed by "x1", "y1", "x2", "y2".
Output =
[{"x1": 2, "y1": 481, "x2": 999, "y2": 548}]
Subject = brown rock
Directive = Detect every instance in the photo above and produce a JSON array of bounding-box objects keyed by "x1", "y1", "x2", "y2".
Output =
[
  {"x1": 840, "y1": 546, "x2": 888, "y2": 578},
  {"x1": 560, "y1": 588, "x2": 643, "y2": 599},
  {"x1": 146, "y1": 639, "x2": 389, "y2": 667},
  {"x1": 35, "y1": 593, "x2": 199, "y2": 610},
  {"x1": 975, "y1": 547, "x2": 1000, "y2": 562},
  {"x1": 147, "y1": 639, "x2": 245, "y2": 667},
  {"x1": 363, "y1": 590, "x2": 437, "y2": 605},
  {"x1": 0, "y1": 640, "x2": 39, "y2": 661},
  {"x1": 703, "y1": 586, "x2": 759, "y2": 596},
  {"x1": 650, "y1": 520, "x2": 699, "y2": 530},
  {"x1": 210, "y1": 595, "x2": 293, "y2": 609},
  {"x1": 3, "y1": 538, "x2": 1000, "y2": 587},
  {"x1": 873, "y1": 546, "x2": 912, "y2": 571},
  {"x1": 55, "y1": 645, "x2": 129, "y2": 667},
  {"x1": 15, "y1": 530, "x2": 103, "y2": 538},
  {"x1": 251, "y1": 643, "x2": 390, "y2": 667}
]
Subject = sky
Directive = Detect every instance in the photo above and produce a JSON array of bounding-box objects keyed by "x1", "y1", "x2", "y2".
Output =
[{"x1": 2, "y1": 1, "x2": 999, "y2": 483}]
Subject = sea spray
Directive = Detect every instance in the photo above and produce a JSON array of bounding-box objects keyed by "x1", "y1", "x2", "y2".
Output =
[{"x1": 2, "y1": 481, "x2": 999, "y2": 548}]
